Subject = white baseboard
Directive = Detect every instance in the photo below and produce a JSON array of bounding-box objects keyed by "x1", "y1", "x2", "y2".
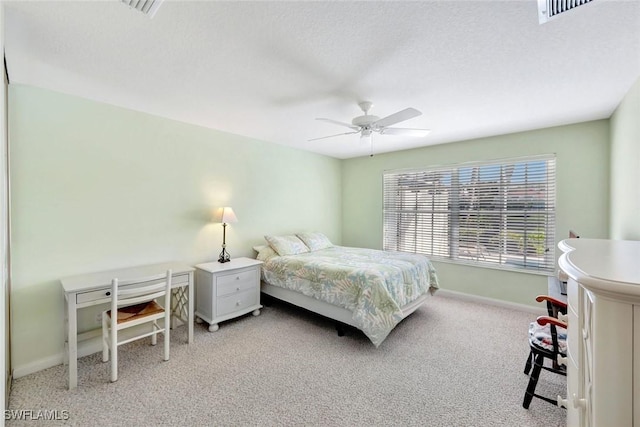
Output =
[
  {"x1": 13, "y1": 337, "x2": 104, "y2": 379},
  {"x1": 435, "y1": 289, "x2": 545, "y2": 315},
  {"x1": 12, "y1": 354, "x2": 62, "y2": 379}
]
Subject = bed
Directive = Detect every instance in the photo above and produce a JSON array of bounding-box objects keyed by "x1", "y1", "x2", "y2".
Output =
[{"x1": 255, "y1": 232, "x2": 439, "y2": 347}]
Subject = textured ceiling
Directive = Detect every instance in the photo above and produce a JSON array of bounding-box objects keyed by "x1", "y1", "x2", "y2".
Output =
[{"x1": 5, "y1": 0, "x2": 640, "y2": 159}]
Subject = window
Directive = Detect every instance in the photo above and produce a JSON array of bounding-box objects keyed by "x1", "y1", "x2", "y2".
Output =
[{"x1": 383, "y1": 155, "x2": 556, "y2": 274}]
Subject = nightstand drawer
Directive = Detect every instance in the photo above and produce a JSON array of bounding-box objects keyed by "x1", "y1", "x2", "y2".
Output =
[
  {"x1": 216, "y1": 269, "x2": 257, "y2": 297},
  {"x1": 216, "y1": 289, "x2": 258, "y2": 317}
]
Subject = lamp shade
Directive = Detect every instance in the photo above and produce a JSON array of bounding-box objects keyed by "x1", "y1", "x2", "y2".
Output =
[{"x1": 220, "y1": 207, "x2": 238, "y2": 224}]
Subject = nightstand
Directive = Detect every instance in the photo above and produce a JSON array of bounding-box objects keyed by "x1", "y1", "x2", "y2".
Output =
[{"x1": 194, "y1": 257, "x2": 263, "y2": 332}]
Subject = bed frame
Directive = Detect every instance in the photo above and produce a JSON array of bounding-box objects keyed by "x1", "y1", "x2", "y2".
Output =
[{"x1": 260, "y1": 280, "x2": 430, "y2": 335}]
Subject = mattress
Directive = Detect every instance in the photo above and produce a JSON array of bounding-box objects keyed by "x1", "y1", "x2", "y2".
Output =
[{"x1": 260, "y1": 246, "x2": 439, "y2": 346}]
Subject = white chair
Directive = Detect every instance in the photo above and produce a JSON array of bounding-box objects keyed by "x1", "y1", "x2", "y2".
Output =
[{"x1": 101, "y1": 269, "x2": 172, "y2": 382}]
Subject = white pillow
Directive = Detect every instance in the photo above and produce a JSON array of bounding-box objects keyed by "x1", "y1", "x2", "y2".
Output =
[
  {"x1": 254, "y1": 245, "x2": 278, "y2": 261},
  {"x1": 264, "y1": 235, "x2": 309, "y2": 256},
  {"x1": 296, "y1": 232, "x2": 333, "y2": 251}
]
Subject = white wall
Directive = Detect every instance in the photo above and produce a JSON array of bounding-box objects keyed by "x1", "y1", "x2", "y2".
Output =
[
  {"x1": 1, "y1": 1, "x2": 9, "y2": 420},
  {"x1": 610, "y1": 76, "x2": 640, "y2": 240},
  {"x1": 9, "y1": 84, "x2": 342, "y2": 375}
]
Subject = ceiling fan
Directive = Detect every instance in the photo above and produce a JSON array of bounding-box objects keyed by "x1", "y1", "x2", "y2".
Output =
[{"x1": 309, "y1": 101, "x2": 431, "y2": 144}]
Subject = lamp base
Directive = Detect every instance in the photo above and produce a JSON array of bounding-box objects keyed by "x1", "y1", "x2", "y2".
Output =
[{"x1": 218, "y1": 248, "x2": 231, "y2": 263}]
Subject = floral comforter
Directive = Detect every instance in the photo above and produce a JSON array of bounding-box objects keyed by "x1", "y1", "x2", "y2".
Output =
[{"x1": 260, "y1": 246, "x2": 439, "y2": 347}]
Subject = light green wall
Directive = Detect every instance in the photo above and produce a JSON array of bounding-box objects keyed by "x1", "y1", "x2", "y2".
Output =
[
  {"x1": 9, "y1": 84, "x2": 342, "y2": 371},
  {"x1": 610, "y1": 76, "x2": 640, "y2": 240},
  {"x1": 7, "y1": 81, "x2": 621, "y2": 373},
  {"x1": 342, "y1": 121, "x2": 610, "y2": 305}
]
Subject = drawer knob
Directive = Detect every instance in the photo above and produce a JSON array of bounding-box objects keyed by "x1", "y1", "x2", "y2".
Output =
[
  {"x1": 236, "y1": 301, "x2": 241, "y2": 306},
  {"x1": 106, "y1": 292, "x2": 111, "y2": 296},
  {"x1": 557, "y1": 395, "x2": 568, "y2": 409},
  {"x1": 557, "y1": 355, "x2": 567, "y2": 367},
  {"x1": 236, "y1": 287, "x2": 240, "y2": 291},
  {"x1": 572, "y1": 394, "x2": 587, "y2": 409},
  {"x1": 235, "y1": 276, "x2": 240, "y2": 280}
]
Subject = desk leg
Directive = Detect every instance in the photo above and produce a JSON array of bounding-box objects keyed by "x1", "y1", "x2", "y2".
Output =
[
  {"x1": 67, "y1": 294, "x2": 78, "y2": 389},
  {"x1": 188, "y1": 271, "x2": 194, "y2": 344},
  {"x1": 63, "y1": 295, "x2": 68, "y2": 366},
  {"x1": 169, "y1": 281, "x2": 192, "y2": 343}
]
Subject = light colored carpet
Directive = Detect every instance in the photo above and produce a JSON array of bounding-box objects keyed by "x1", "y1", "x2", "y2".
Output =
[{"x1": 7, "y1": 294, "x2": 566, "y2": 426}]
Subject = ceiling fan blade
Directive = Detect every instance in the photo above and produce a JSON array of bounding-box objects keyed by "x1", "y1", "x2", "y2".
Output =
[
  {"x1": 379, "y1": 128, "x2": 431, "y2": 137},
  {"x1": 374, "y1": 108, "x2": 422, "y2": 128},
  {"x1": 316, "y1": 118, "x2": 360, "y2": 130},
  {"x1": 308, "y1": 131, "x2": 359, "y2": 142}
]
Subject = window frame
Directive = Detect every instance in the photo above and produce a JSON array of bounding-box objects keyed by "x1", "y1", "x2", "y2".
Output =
[{"x1": 382, "y1": 154, "x2": 556, "y2": 275}]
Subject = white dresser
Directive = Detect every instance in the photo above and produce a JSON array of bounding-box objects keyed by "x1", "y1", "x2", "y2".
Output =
[
  {"x1": 194, "y1": 257, "x2": 263, "y2": 332},
  {"x1": 558, "y1": 238, "x2": 640, "y2": 427}
]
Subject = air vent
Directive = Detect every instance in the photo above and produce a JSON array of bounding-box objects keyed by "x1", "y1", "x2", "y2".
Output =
[
  {"x1": 121, "y1": 0, "x2": 164, "y2": 19},
  {"x1": 538, "y1": 0, "x2": 595, "y2": 24}
]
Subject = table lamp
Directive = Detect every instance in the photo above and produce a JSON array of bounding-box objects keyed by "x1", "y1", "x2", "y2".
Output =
[{"x1": 218, "y1": 207, "x2": 238, "y2": 263}]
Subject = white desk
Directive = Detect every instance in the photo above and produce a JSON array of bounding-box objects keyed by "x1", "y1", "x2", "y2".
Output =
[{"x1": 60, "y1": 261, "x2": 194, "y2": 389}]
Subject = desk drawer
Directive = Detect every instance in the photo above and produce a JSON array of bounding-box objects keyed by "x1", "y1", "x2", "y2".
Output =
[
  {"x1": 76, "y1": 273, "x2": 190, "y2": 305},
  {"x1": 216, "y1": 269, "x2": 257, "y2": 297},
  {"x1": 171, "y1": 273, "x2": 190, "y2": 287},
  {"x1": 77, "y1": 288, "x2": 113, "y2": 305},
  {"x1": 216, "y1": 289, "x2": 258, "y2": 317}
]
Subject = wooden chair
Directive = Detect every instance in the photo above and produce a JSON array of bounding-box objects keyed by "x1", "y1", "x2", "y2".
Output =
[
  {"x1": 101, "y1": 270, "x2": 172, "y2": 382},
  {"x1": 522, "y1": 295, "x2": 567, "y2": 409}
]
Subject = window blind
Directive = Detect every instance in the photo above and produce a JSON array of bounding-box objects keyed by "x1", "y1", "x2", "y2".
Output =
[{"x1": 383, "y1": 155, "x2": 556, "y2": 273}]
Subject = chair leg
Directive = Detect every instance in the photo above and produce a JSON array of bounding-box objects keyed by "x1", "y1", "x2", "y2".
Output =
[
  {"x1": 110, "y1": 350, "x2": 118, "y2": 382},
  {"x1": 101, "y1": 314, "x2": 109, "y2": 363},
  {"x1": 523, "y1": 353, "x2": 544, "y2": 409},
  {"x1": 110, "y1": 328, "x2": 118, "y2": 382},
  {"x1": 164, "y1": 315, "x2": 170, "y2": 361},
  {"x1": 151, "y1": 321, "x2": 157, "y2": 346},
  {"x1": 523, "y1": 350, "x2": 533, "y2": 375}
]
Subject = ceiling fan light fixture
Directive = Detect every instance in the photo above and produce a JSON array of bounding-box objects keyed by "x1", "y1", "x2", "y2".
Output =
[
  {"x1": 121, "y1": 0, "x2": 164, "y2": 18},
  {"x1": 360, "y1": 132, "x2": 372, "y2": 147}
]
